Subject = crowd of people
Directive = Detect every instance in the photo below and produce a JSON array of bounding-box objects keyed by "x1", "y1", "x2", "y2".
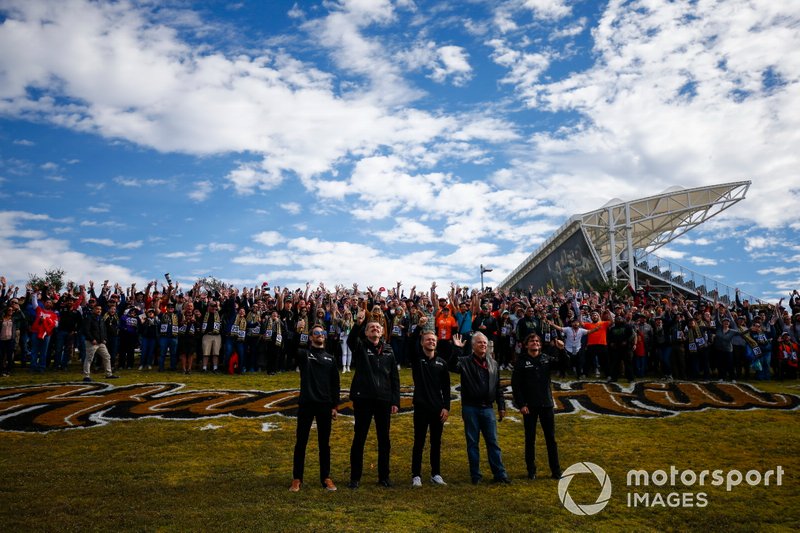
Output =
[
  {"x1": 1, "y1": 273, "x2": 799, "y2": 490},
  {"x1": 1, "y1": 275, "x2": 798, "y2": 383}
]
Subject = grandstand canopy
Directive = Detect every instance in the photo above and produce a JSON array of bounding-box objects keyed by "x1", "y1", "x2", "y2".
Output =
[{"x1": 499, "y1": 181, "x2": 751, "y2": 293}]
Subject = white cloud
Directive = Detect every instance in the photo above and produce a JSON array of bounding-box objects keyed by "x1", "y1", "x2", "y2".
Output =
[
  {"x1": 188, "y1": 180, "x2": 213, "y2": 202},
  {"x1": 0, "y1": 211, "x2": 141, "y2": 286},
  {"x1": 689, "y1": 256, "x2": 718, "y2": 267},
  {"x1": 208, "y1": 242, "x2": 236, "y2": 252},
  {"x1": 498, "y1": 0, "x2": 800, "y2": 229},
  {"x1": 82, "y1": 238, "x2": 143, "y2": 249},
  {"x1": 281, "y1": 202, "x2": 301, "y2": 215},
  {"x1": 13, "y1": 139, "x2": 34, "y2": 146},
  {"x1": 522, "y1": 0, "x2": 571, "y2": 20},
  {"x1": 113, "y1": 177, "x2": 169, "y2": 188},
  {"x1": 374, "y1": 218, "x2": 439, "y2": 244},
  {"x1": 253, "y1": 231, "x2": 285, "y2": 247}
]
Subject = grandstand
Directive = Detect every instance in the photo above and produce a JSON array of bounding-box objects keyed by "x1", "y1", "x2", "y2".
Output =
[{"x1": 497, "y1": 181, "x2": 758, "y2": 304}]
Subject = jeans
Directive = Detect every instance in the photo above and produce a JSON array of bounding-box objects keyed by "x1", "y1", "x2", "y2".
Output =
[
  {"x1": 293, "y1": 402, "x2": 333, "y2": 484},
  {"x1": 53, "y1": 330, "x2": 74, "y2": 369},
  {"x1": 461, "y1": 404, "x2": 507, "y2": 482},
  {"x1": 140, "y1": 337, "x2": 156, "y2": 367},
  {"x1": 30, "y1": 335, "x2": 51, "y2": 371},
  {"x1": 350, "y1": 399, "x2": 392, "y2": 482},
  {"x1": 411, "y1": 407, "x2": 444, "y2": 478},
  {"x1": 159, "y1": 337, "x2": 178, "y2": 370},
  {"x1": 634, "y1": 355, "x2": 647, "y2": 378}
]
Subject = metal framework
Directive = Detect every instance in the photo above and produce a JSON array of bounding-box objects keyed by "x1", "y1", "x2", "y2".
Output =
[{"x1": 498, "y1": 181, "x2": 751, "y2": 291}]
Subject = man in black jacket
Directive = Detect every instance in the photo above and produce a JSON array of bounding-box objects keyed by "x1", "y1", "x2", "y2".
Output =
[
  {"x1": 347, "y1": 308, "x2": 400, "y2": 489},
  {"x1": 82, "y1": 304, "x2": 118, "y2": 382},
  {"x1": 409, "y1": 317, "x2": 451, "y2": 487},
  {"x1": 511, "y1": 333, "x2": 561, "y2": 480},
  {"x1": 290, "y1": 324, "x2": 340, "y2": 492},
  {"x1": 452, "y1": 332, "x2": 510, "y2": 485}
]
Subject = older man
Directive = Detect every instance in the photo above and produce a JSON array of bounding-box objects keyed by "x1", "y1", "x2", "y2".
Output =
[
  {"x1": 452, "y1": 332, "x2": 510, "y2": 485},
  {"x1": 347, "y1": 308, "x2": 400, "y2": 489}
]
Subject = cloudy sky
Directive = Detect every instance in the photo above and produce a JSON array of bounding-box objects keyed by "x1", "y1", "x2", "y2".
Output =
[{"x1": 0, "y1": 0, "x2": 798, "y2": 300}]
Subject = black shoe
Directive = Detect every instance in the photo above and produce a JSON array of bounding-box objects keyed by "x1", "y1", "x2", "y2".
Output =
[
  {"x1": 493, "y1": 477, "x2": 511, "y2": 484},
  {"x1": 106, "y1": 374, "x2": 119, "y2": 379},
  {"x1": 551, "y1": 472, "x2": 562, "y2": 480},
  {"x1": 347, "y1": 480, "x2": 359, "y2": 490},
  {"x1": 83, "y1": 377, "x2": 92, "y2": 383},
  {"x1": 377, "y1": 478, "x2": 393, "y2": 488},
  {"x1": 527, "y1": 472, "x2": 537, "y2": 480},
  {"x1": 471, "y1": 477, "x2": 481, "y2": 485}
]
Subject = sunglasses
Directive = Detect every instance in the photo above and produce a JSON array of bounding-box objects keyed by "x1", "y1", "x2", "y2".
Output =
[{"x1": 311, "y1": 331, "x2": 326, "y2": 337}]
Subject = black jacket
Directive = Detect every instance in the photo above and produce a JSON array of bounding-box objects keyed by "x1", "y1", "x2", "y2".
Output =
[
  {"x1": 348, "y1": 320, "x2": 400, "y2": 405},
  {"x1": 297, "y1": 346, "x2": 340, "y2": 408},
  {"x1": 450, "y1": 347, "x2": 505, "y2": 411},
  {"x1": 409, "y1": 329, "x2": 451, "y2": 412},
  {"x1": 511, "y1": 353, "x2": 555, "y2": 409},
  {"x1": 83, "y1": 313, "x2": 107, "y2": 344}
]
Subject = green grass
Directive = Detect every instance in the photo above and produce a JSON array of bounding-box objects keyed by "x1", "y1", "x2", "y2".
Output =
[{"x1": 1, "y1": 369, "x2": 798, "y2": 532}]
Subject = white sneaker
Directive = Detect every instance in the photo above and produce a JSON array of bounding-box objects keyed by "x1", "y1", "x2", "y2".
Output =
[
  {"x1": 138, "y1": 365, "x2": 143, "y2": 370},
  {"x1": 430, "y1": 475, "x2": 447, "y2": 486},
  {"x1": 411, "y1": 476, "x2": 422, "y2": 488}
]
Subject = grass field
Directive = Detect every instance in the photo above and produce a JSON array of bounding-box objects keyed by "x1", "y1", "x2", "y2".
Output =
[{"x1": 0, "y1": 369, "x2": 798, "y2": 532}]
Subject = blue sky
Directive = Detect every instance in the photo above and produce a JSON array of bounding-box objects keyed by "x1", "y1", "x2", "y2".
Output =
[{"x1": 0, "y1": 0, "x2": 798, "y2": 301}]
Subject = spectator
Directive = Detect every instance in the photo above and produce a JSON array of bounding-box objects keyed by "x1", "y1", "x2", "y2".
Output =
[
  {"x1": 82, "y1": 304, "x2": 119, "y2": 382},
  {"x1": 451, "y1": 332, "x2": 510, "y2": 485},
  {"x1": 159, "y1": 302, "x2": 180, "y2": 372}
]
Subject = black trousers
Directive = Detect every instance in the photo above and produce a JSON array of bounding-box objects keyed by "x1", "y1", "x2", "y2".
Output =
[
  {"x1": 350, "y1": 399, "x2": 392, "y2": 482},
  {"x1": 411, "y1": 406, "x2": 444, "y2": 478},
  {"x1": 609, "y1": 347, "x2": 634, "y2": 381},
  {"x1": 523, "y1": 406, "x2": 561, "y2": 477},
  {"x1": 292, "y1": 402, "x2": 333, "y2": 484}
]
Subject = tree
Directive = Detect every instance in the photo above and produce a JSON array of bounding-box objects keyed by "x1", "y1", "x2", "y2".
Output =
[
  {"x1": 195, "y1": 276, "x2": 229, "y2": 294},
  {"x1": 28, "y1": 268, "x2": 67, "y2": 293}
]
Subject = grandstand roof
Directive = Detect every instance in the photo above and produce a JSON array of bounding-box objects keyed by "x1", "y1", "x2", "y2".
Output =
[{"x1": 499, "y1": 180, "x2": 751, "y2": 290}]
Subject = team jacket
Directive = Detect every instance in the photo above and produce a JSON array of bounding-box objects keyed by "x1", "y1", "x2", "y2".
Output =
[
  {"x1": 408, "y1": 329, "x2": 451, "y2": 412},
  {"x1": 296, "y1": 346, "x2": 341, "y2": 409},
  {"x1": 511, "y1": 353, "x2": 555, "y2": 409},
  {"x1": 347, "y1": 320, "x2": 400, "y2": 405},
  {"x1": 450, "y1": 347, "x2": 505, "y2": 411}
]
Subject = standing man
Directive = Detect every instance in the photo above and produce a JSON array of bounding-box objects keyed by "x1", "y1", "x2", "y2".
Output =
[
  {"x1": 511, "y1": 333, "x2": 562, "y2": 480},
  {"x1": 158, "y1": 302, "x2": 180, "y2": 372},
  {"x1": 347, "y1": 308, "x2": 400, "y2": 489},
  {"x1": 82, "y1": 304, "x2": 119, "y2": 382},
  {"x1": 451, "y1": 332, "x2": 510, "y2": 485},
  {"x1": 409, "y1": 316, "x2": 451, "y2": 487},
  {"x1": 290, "y1": 324, "x2": 340, "y2": 492}
]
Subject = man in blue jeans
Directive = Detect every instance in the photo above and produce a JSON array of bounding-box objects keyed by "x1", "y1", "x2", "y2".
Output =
[{"x1": 452, "y1": 332, "x2": 510, "y2": 485}]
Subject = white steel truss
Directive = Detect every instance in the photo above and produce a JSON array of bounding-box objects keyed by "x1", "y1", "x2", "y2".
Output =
[{"x1": 499, "y1": 181, "x2": 751, "y2": 291}]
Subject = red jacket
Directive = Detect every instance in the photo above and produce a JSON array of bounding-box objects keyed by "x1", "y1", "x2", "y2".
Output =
[{"x1": 30, "y1": 307, "x2": 59, "y2": 339}]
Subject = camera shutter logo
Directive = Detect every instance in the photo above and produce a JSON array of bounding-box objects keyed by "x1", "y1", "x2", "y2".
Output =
[{"x1": 558, "y1": 462, "x2": 612, "y2": 516}]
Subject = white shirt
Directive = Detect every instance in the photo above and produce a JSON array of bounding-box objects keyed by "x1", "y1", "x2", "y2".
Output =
[{"x1": 563, "y1": 327, "x2": 591, "y2": 354}]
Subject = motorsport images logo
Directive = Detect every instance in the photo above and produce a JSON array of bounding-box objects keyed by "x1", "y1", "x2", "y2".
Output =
[{"x1": 558, "y1": 462, "x2": 612, "y2": 516}]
